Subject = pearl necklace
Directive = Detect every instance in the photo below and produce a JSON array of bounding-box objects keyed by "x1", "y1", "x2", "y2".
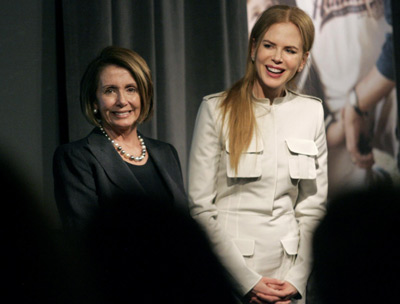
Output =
[{"x1": 100, "y1": 126, "x2": 146, "y2": 162}]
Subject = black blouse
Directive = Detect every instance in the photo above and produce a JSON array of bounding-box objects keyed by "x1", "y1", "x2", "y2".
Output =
[{"x1": 126, "y1": 155, "x2": 173, "y2": 204}]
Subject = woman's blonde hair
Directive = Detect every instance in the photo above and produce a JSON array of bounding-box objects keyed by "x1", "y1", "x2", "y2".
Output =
[
  {"x1": 221, "y1": 5, "x2": 314, "y2": 173},
  {"x1": 80, "y1": 46, "x2": 154, "y2": 127}
]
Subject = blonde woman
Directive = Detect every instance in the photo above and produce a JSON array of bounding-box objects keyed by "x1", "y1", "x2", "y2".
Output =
[{"x1": 188, "y1": 5, "x2": 327, "y2": 304}]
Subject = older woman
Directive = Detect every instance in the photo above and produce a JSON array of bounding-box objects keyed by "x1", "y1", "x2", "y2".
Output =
[
  {"x1": 188, "y1": 5, "x2": 328, "y2": 304},
  {"x1": 53, "y1": 46, "x2": 187, "y2": 233}
]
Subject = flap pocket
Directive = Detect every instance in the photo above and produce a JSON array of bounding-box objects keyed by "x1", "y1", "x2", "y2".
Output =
[
  {"x1": 226, "y1": 137, "x2": 263, "y2": 178},
  {"x1": 286, "y1": 138, "x2": 317, "y2": 179},
  {"x1": 286, "y1": 138, "x2": 318, "y2": 156},
  {"x1": 233, "y1": 238, "x2": 255, "y2": 257},
  {"x1": 280, "y1": 236, "x2": 299, "y2": 255}
]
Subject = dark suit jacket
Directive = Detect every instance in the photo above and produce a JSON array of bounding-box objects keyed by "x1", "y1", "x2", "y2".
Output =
[{"x1": 53, "y1": 128, "x2": 188, "y2": 231}]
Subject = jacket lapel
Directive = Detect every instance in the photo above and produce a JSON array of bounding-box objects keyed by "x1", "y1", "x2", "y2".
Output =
[
  {"x1": 86, "y1": 128, "x2": 187, "y2": 211},
  {"x1": 87, "y1": 128, "x2": 146, "y2": 196}
]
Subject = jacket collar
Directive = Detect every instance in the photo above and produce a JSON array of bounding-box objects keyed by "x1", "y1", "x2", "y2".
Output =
[{"x1": 87, "y1": 128, "x2": 146, "y2": 196}]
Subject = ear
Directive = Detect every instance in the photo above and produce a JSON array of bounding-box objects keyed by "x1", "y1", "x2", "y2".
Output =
[{"x1": 298, "y1": 51, "x2": 309, "y2": 72}]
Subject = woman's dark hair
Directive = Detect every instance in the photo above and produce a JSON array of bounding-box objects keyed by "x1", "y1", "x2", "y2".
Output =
[{"x1": 80, "y1": 46, "x2": 154, "y2": 127}]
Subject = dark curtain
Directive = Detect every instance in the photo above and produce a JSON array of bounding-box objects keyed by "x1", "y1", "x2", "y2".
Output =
[
  {"x1": 60, "y1": 0, "x2": 248, "y2": 184},
  {"x1": 392, "y1": 0, "x2": 400, "y2": 124}
]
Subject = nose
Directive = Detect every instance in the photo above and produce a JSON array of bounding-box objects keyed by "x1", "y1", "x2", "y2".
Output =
[
  {"x1": 116, "y1": 91, "x2": 128, "y2": 107},
  {"x1": 272, "y1": 49, "x2": 283, "y2": 63}
]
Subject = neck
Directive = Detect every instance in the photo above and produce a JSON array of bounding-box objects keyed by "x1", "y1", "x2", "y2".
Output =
[
  {"x1": 102, "y1": 124, "x2": 138, "y2": 143},
  {"x1": 252, "y1": 81, "x2": 285, "y2": 103}
]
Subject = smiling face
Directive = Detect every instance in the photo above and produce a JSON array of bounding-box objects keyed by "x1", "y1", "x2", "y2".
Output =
[
  {"x1": 251, "y1": 22, "x2": 309, "y2": 99},
  {"x1": 95, "y1": 64, "x2": 141, "y2": 134}
]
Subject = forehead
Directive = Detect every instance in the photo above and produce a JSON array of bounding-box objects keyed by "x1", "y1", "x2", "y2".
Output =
[
  {"x1": 262, "y1": 22, "x2": 303, "y2": 48},
  {"x1": 98, "y1": 64, "x2": 136, "y2": 84}
]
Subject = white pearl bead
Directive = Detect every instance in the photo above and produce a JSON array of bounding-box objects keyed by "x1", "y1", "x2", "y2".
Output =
[{"x1": 100, "y1": 127, "x2": 146, "y2": 162}]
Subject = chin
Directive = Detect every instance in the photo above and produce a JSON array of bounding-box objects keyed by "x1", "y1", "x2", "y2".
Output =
[{"x1": 107, "y1": 120, "x2": 137, "y2": 131}]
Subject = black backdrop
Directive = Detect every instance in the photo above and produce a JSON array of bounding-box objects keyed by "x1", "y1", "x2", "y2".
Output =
[{"x1": 0, "y1": 0, "x2": 248, "y2": 227}]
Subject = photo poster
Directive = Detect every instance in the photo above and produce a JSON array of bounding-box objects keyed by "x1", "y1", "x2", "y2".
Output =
[{"x1": 247, "y1": 0, "x2": 399, "y2": 197}]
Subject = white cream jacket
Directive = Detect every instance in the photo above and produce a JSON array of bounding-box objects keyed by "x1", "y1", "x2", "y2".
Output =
[{"x1": 188, "y1": 90, "x2": 328, "y2": 298}]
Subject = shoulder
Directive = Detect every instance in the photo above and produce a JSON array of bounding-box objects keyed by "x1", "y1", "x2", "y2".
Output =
[
  {"x1": 54, "y1": 138, "x2": 88, "y2": 157},
  {"x1": 197, "y1": 91, "x2": 227, "y2": 119},
  {"x1": 289, "y1": 90, "x2": 323, "y2": 104},
  {"x1": 191, "y1": 92, "x2": 227, "y2": 136},
  {"x1": 53, "y1": 131, "x2": 95, "y2": 162},
  {"x1": 202, "y1": 91, "x2": 226, "y2": 102},
  {"x1": 201, "y1": 91, "x2": 226, "y2": 109}
]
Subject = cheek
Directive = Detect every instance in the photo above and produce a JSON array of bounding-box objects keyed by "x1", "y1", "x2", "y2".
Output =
[
  {"x1": 134, "y1": 95, "x2": 142, "y2": 109},
  {"x1": 287, "y1": 56, "x2": 303, "y2": 70},
  {"x1": 97, "y1": 95, "x2": 114, "y2": 110},
  {"x1": 255, "y1": 49, "x2": 268, "y2": 62}
]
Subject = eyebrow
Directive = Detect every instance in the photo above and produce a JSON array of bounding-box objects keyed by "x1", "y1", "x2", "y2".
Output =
[
  {"x1": 262, "y1": 39, "x2": 299, "y2": 50},
  {"x1": 101, "y1": 83, "x2": 137, "y2": 89}
]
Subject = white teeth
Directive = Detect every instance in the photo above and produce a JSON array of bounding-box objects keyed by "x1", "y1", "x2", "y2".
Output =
[
  {"x1": 114, "y1": 111, "x2": 130, "y2": 116},
  {"x1": 267, "y1": 67, "x2": 283, "y2": 74}
]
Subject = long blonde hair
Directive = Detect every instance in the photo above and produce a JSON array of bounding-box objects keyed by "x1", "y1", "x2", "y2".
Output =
[{"x1": 220, "y1": 5, "x2": 315, "y2": 173}]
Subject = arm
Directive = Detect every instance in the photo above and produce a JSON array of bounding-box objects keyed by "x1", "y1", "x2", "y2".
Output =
[
  {"x1": 284, "y1": 102, "x2": 328, "y2": 298},
  {"x1": 323, "y1": 100, "x2": 345, "y2": 149},
  {"x1": 326, "y1": 116, "x2": 345, "y2": 149},
  {"x1": 344, "y1": 29, "x2": 395, "y2": 168},
  {"x1": 53, "y1": 144, "x2": 98, "y2": 233},
  {"x1": 355, "y1": 66, "x2": 395, "y2": 113},
  {"x1": 188, "y1": 98, "x2": 262, "y2": 295}
]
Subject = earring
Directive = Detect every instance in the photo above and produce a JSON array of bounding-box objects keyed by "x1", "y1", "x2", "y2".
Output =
[
  {"x1": 251, "y1": 56, "x2": 255, "y2": 62},
  {"x1": 93, "y1": 109, "x2": 98, "y2": 114}
]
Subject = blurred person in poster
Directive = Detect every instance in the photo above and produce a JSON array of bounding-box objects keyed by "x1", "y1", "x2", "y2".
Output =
[
  {"x1": 296, "y1": 0, "x2": 398, "y2": 195},
  {"x1": 342, "y1": 0, "x2": 397, "y2": 172},
  {"x1": 189, "y1": 5, "x2": 327, "y2": 304}
]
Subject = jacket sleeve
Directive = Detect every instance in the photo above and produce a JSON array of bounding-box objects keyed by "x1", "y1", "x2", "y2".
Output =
[
  {"x1": 53, "y1": 144, "x2": 98, "y2": 232},
  {"x1": 188, "y1": 98, "x2": 262, "y2": 295},
  {"x1": 166, "y1": 142, "x2": 190, "y2": 213},
  {"x1": 285, "y1": 102, "x2": 328, "y2": 298},
  {"x1": 168, "y1": 143, "x2": 185, "y2": 193}
]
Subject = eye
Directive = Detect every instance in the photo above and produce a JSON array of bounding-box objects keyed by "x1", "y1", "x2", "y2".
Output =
[
  {"x1": 104, "y1": 87, "x2": 116, "y2": 94},
  {"x1": 285, "y1": 48, "x2": 297, "y2": 54},
  {"x1": 127, "y1": 86, "x2": 138, "y2": 94},
  {"x1": 105, "y1": 89, "x2": 114, "y2": 94},
  {"x1": 263, "y1": 43, "x2": 273, "y2": 49}
]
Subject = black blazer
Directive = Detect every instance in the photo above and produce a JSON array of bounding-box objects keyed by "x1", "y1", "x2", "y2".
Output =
[{"x1": 53, "y1": 128, "x2": 188, "y2": 231}]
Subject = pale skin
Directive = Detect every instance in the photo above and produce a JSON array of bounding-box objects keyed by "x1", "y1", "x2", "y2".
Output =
[
  {"x1": 248, "y1": 279, "x2": 297, "y2": 304},
  {"x1": 326, "y1": 65, "x2": 396, "y2": 167},
  {"x1": 251, "y1": 22, "x2": 308, "y2": 102},
  {"x1": 326, "y1": 115, "x2": 345, "y2": 149},
  {"x1": 343, "y1": 65, "x2": 395, "y2": 168},
  {"x1": 95, "y1": 64, "x2": 148, "y2": 165},
  {"x1": 249, "y1": 21, "x2": 308, "y2": 303}
]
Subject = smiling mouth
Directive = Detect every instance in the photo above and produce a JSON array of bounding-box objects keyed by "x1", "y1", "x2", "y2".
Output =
[
  {"x1": 112, "y1": 110, "x2": 132, "y2": 117},
  {"x1": 266, "y1": 66, "x2": 285, "y2": 74}
]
